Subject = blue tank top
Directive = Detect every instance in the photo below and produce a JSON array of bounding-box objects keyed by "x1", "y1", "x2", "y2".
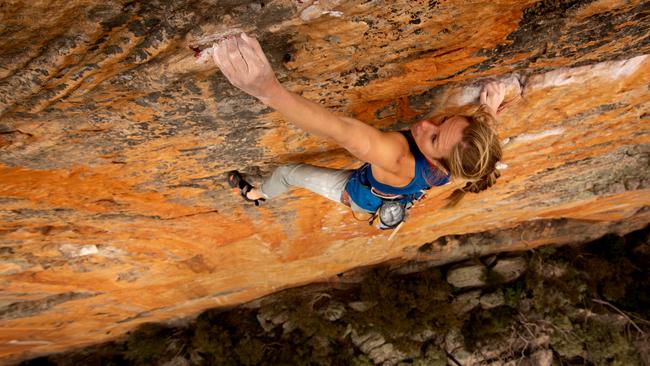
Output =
[{"x1": 344, "y1": 131, "x2": 451, "y2": 212}]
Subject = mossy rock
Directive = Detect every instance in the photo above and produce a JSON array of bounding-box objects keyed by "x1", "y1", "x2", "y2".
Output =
[
  {"x1": 550, "y1": 317, "x2": 643, "y2": 365},
  {"x1": 579, "y1": 321, "x2": 642, "y2": 366}
]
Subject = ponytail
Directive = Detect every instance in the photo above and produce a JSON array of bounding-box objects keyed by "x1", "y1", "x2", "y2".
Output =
[{"x1": 445, "y1": 168, "x2": 500, "y2": 208}]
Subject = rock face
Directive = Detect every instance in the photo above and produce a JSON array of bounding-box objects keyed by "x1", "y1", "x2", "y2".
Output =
[{"x1": 0, "y1": 0, "x2": 648, "y2": 362}]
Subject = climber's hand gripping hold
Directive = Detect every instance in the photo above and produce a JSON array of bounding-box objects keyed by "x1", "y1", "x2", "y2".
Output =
[
  {"x1": 212, "y1": 33, "x2": 280, "y2": 102},
  {"x1": 480, "y1": 81, "x2": 506, "y2": 118}
]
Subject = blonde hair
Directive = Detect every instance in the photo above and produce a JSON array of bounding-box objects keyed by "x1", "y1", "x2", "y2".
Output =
[{"x1": 444, "y1": 105, "x2": 502, "y2": 207}]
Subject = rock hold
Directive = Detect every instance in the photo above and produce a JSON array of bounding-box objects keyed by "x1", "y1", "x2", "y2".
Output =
[{"x1": 351, "y1": 329, "x2": 413, "y2": 365}]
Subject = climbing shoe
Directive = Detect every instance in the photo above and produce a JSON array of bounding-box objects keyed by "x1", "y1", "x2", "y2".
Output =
[{"x1": 227, "y1": 170, "x2": 266, "y2": 206}]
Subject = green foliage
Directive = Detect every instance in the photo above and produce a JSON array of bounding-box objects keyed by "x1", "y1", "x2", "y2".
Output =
[
  {"x1": 550, "y1": 330, "x2": 584, "y2": 359},
  {"x1": 233, "y1": 336, "x2": 265, "y2": 365},
  {"x1": 191, "y1": 311, "x2": 237, "y2": 365},
  {"x1": 255, "y1": 292, "x2": 355, "y2": 365},
  {"x1": 276, "y1": 292, "x2": 344, "y2": 340},
  {"x1": 550, "y1": 318, "x2": 643, "y2": 365},
  {"x1": 503, "y1": 279, "x2": 525, "y2": 307},
  {"x1": 351, "y1": 267, "x2": 457, "y2": 335},
  {"x1": 518, "y1": 229, "x2": 650, "y2": 365},
  {"x1": 520, "y1": 249, "x2": 587, "y2": 316},
  {"x1": 537, "y1": 245, "x2": 557, "y2": 257},
  {"x1": 461, "y1": 306, "x2": 515, "y2": 352},
  {"x1": 124, "y1": 323, "x2": 172, "y2": 365},
  {"x1": 581, "y1": 233, "x2": 649, "y2": 318},
  {"x1": 579, "y1": 320, "x2": 641, "y2": 366},
  {"x1": 350, "y1": 354, "x2": 373, "y2": 366}
]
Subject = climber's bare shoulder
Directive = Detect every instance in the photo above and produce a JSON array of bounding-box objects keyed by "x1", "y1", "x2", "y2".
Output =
[{"x1": 337, "y1": 119, "x2": 414, "y2": 183}]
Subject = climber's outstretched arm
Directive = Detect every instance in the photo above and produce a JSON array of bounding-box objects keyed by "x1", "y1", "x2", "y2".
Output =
[{"x1": 212, "y1": 33, "x2": 406, "y2": 174}]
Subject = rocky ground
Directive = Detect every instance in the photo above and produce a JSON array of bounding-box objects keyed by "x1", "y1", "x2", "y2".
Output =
[{"x1": 20, "y1": 226, "x2": 650, "y2": 366}]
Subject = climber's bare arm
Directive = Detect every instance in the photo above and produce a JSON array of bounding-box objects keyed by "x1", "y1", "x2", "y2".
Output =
[
  {"x1": 212, "y1": 33, "x2": 407, "y2": 173},
  {"x1": 259, "y1": 86, "x2": 407, "y2": 172}
]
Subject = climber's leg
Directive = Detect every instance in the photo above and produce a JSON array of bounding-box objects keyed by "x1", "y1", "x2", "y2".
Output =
[{"x1": 258, "y1": 163, "x2": 353, "y2": 203}]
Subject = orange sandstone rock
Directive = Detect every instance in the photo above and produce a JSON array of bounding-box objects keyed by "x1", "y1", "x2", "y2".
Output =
[{"x1": 0, "y1": 0, "x2": 648, "y2": 362}]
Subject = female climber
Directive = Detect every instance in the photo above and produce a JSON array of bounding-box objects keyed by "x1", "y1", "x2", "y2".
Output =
[{"x1": 213, "y1": 33, "x2": 504, "y2": 229}]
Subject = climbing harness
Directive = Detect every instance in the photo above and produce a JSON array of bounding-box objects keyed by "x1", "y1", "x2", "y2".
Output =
[{"x1": 346, "y1": 184, "x2": 428, "y2": 241}]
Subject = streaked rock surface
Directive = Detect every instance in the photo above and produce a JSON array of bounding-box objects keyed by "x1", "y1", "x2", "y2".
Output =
[{"x1": 0, "y1": 0, "x2": 648, "y2": 361}]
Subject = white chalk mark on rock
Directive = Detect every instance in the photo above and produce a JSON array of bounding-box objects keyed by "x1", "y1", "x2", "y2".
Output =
[
  {"x1": 9, "y1": 340, "x2": 53, "y2": 346},
  {"x1": 196, "y1": 47, "x2": 214, "y2": 65},
  {"x1": 299, "y1": 1, "x2": 344, "y2": 21},
  {"x1": 58, "y1": 244, "x2": 126, "y2": 258},
  {"x1": 78, "y1": 245, "x2": 99, "y2": 256},
  {"x1": 525, "y1": 55, "x2": 648, "y2": 91},
  {"x1": 59, "y1": 244, "x2": 98, "y2": 258},
  {"x1": 325, "y1": 10, "x2": 344, "y2": 17},
  {"x1": 508, "y1": 127, "x2": 564, "y2": 144},
  {"x1": 607, "y1": 55, "x2": 647, "y2": 79}
]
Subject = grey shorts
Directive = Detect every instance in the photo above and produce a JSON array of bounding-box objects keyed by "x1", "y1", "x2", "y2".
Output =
[{"x1": 259, "y1": 163, "x2": 371, "y2": 213}]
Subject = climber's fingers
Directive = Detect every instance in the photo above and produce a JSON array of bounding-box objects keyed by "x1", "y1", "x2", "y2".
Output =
[
  {"x1": 241, "y1": 33, "x2": 267, "y2": 62},
  {"x1": 211, "y1": 33, "x2": 279, "y2": 100},
  {"x1": 237, "y1": 34, "x2": 264, "y2": 71},
  {"x1": 225, "y1": 36, "x2": 248, "y2": 75},
  {"x1": 480, "y1": 89, "x2": 488, "y2": 105},
  {"x1": 213, "y1": 40, "x2": 236, "y2": 79},
  {"x1": 480, "y1": 81, "x2": 506, "y2": 115}
]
